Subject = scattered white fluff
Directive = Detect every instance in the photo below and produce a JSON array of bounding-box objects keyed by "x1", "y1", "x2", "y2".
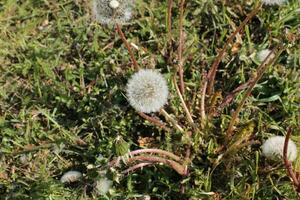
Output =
[
  {"x1": 261, "y1": 0, "x2": 287, "y2": 5},
  {"x1": 92, "y1": 0, "x2": 134, "y2": 25},
  {"x1": 126, "y1": 69, "x2": 169, "y2": 113},
  {"x1": 94, "y1": 177, "x2": 113, "y2": 194},
  {"x1": 256, "y1": 49, "x2": 275, "y2": 63},
  {"x1": 60, "y1": 171, "x2": 82, "y2": 183},
  {"x1": 262, "y1": 136, "x2": 298, "y2": 162}
]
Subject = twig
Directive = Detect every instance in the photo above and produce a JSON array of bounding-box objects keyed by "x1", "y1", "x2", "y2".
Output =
[
  {"x1": 137, "y1": 111, "x2": 171, "y2": 132},
  {"x1": 283, "y1": 128, "x2": 300, "y2": 188},
  {"x1": 129, "y1": 148, "x2": 182, "y2": 162},
  {"x1": 206, "y1": 4, "x2": 262, "y2": 96},
  {"x1": 178, "y1": 0, "x2": 186, "y2": 95},
  {"x1": 115, "y1": 23, "x2": 139, "y2": 71},
  {"x1": 160, "y1": 108, "x2": 184, "y2": 132},
  {"x1": 226, "y1": 45, "x2": 284, "y2": 139},
  {"x1": 173, "y1": 77, "x2": 195, "y2": 128}
]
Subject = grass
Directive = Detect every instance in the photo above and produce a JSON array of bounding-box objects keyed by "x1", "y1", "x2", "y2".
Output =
[{"x1": 0, "y1": 0, "x2": 300, "y2": 199}]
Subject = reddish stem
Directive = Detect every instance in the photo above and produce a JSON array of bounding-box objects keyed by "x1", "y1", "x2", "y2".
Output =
[{"x1": 115, "y1": 23, "x2": 139, "y2": 71}]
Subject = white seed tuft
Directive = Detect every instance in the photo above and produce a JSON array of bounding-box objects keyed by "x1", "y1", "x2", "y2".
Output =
[
  {"x1": 92, "y1": 0, "x2": 134, "y2": 25},
  {"x1": 256, "y1": 49, "x2": 275, "y2": 63},
  {"x1": 126, "y1": 69, "x2": 169, "y2": 113},
  {"x1": 60, "y1": 170, "x2": 83, "y2": 183},
  {"x1": 109, "y1": 0, "x2": 120, "y2": 9},
  {"x1": 261, "y1": 136, "x2": 298, "y2": 162},
  {"x1": 261, "y1": 0, "x2": 287, "y2": 5},
  {"x1": 94, "y1": 177, "x2": 113, "y2": 194}
]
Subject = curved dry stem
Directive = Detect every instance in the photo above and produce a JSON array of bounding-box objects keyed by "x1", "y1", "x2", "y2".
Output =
[
  {"x1": 115, "y1": 23, "x2": 139, "y2": 71},
  {"x1": 167, "y1": 0, "x2": 173, "y2": 42},
  {"x1": 129, "y1": 148, "x2": 182, "y2": 162},
  {"x1": 128, "y1": 155, "x2": 186, "y2": 176},
  {"x1": 206, "y1": 4, "x2": 262, "y2": 96},
  {"x1": 122, "y1": 162, "x2": 153, "y2": 174}
]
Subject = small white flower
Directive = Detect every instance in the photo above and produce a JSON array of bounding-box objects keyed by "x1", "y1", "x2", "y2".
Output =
[
  {"x1": 262, "y1": 136, "x2": 298, "y2": 162},
  {"x1": 92, "y1": 0, "x2": 134, "y2": 25},
  {"x1": 94, "y1": 177, "x2": 113, "y2": 194},
  {"x1": 261, "y1": 0, "x2": 287, "y2": 5},
  {"x1": 60, "y1": 171, "x2": 82, "y2": 183},
  {"x1": 256, "y1": 49, "x2": 275, "y2": 63},
  {"x1": 126, "y1": 69, "x2": 169, "y2": 113}
]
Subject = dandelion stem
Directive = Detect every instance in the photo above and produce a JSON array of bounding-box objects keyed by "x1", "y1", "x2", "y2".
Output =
[
  {"x1": 160, "y1": 108, "x2": 184, "y2": 133},
  {"x1": 127, "y1": 155, "x2": 186, "y2": 176},
  {"x1": 283, "y1": 128, "x2": 300, "y2": 188},
  {"x1": 122, "y1": 162, "x2": 153, "y2": 174},
  {"x1": 200, "y1": 72, "x2": 207, "y2": 126},
  {"x1": 206, "y1": 3, "x2": 262, "y2": 96},
  {"x1": 226, "y1": 45, "x2": 284, "y2": 139},
  {"x1": 178, "y1": 0, "x2": 186, "y2": 95},
  {"x1": 167, "y1": 0, "x2": 173, "y2": 42},
  {"x1": 129, "y1": 148, "x2": 182, "y2": 162},
  {"x1": 115, "y1": 23, "x2": 139, "y2": 71},
  {"x1": 138, "y1": 111, "x2": 170, "y2": 132},
  {"x1": 173, "y1": 77, "x2": 195, "y2": 128}
]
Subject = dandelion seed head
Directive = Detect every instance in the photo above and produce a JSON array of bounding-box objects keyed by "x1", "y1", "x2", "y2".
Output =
[
  {"x1": 60, "y1": 170, "x2": 82, "y2": 183},
  {"x1": 126, "y1": 69, "x2": 169, "y2": 113},
  {"x1": 261, "y1": 0, "x2": 287, "y2": 5},
  {"x1": 92, "y1": 0, "x2": 133, "y2": 25},
  {"x1": 94, "y1": 177, "x2": 113, "y2": 194},
  {"x1": 109, "y1": 0, "x2": 120, "y2": 9},
  {"x1": 262, "y1": 136, "x2": 298, "y2": 162},
  {"x1": 256, "y1": 49, "x2": 275, "y2": 63}
]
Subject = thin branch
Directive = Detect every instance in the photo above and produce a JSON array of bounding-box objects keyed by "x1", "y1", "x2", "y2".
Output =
[
  {"x1": 160, "y1": 108, "x2": 184, "y2": 132},
  {"x1": 138, "y1": 111, "x2": 171, "y2": 132},
  {"x1": 129, "y1": 148, "x2": 182, "y2": 162},
  {"x1": 283, "y1": 128, "x2": 300, "y2": 187},
  {"x1": 226, "y1": 45, "x2": 284, "y2": 139},
  {"x1": 115, "y1": 23, "x2": 139, "y2": 71},
  {"x1": 206, "y1": 4, "x2": 262, "y2": 96},
  {"x1": 178, "y1": 0, "x2": 186, "y2": 95}
]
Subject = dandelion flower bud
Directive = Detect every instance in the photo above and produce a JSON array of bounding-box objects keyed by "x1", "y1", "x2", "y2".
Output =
[
  {"x1": 60, "y1": 170, "x2": 82, "y2": 183},
  {"x1": 126, "y1": 69, "x2": 169, "y2": 113},
  {"x1": 261, "y1": 0, "x2": 287, "y2": 5},
  {"x1": 92, "y1": 0, "x2": 134, "y2": 25},
  {"x1": 261, "y1": 136, "x2": 298, "y2": 162}
]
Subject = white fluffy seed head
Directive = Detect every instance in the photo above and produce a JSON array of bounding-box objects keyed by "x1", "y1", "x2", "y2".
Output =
[
  {"x1": 109, "y1": 0, "x2": 120, "y2": 9},
  {"x1": 256, "y1": 49, "x2": 275, "y2": 63},
  {"x1": 94, "y1": 177, "x2": 113, "y2": 194},
  {"x1": 126, "y1": 69, "x2": 169, "y2": 113},
  {"x1": 92, "y1": 0, "x2": 133, "y2": 25},
  {"x1": 60, "y1": 171, "x2": 82, "y2": 183},
  {"x1": 262, "y1": 136, "x2": 298, "y2": 162},
  {"x1": 261, "y1": 0, "x2": 287, "y2": 5}
]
